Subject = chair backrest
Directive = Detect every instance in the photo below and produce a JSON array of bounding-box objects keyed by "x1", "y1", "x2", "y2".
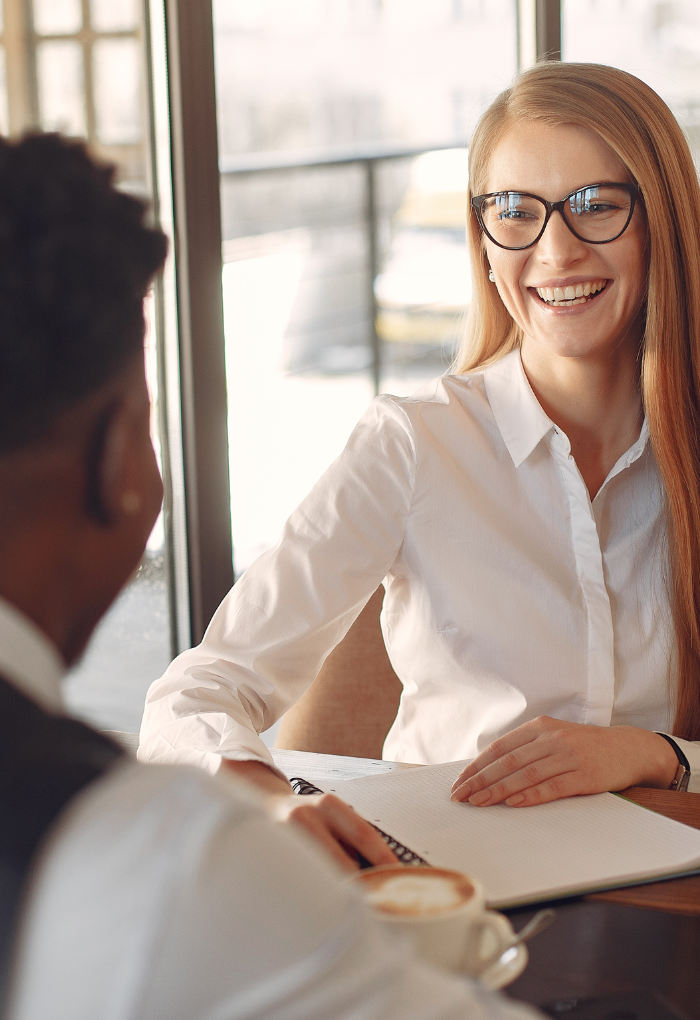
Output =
[{"x1": 275, "y1": 587, "x2": 403, "y2": 759}]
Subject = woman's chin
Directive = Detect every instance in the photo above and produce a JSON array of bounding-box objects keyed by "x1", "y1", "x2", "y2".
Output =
[{"x1": 522, "y1": 329, "x2": 630, "y2": 364}]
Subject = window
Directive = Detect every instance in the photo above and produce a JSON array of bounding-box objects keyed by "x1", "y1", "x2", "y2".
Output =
[
  {"x1": 562, "y1": 0, "x2": 700, "y2": 164},
  {"x1": 0, "y1": 0, "x2": 176, "y2": 732},
  {"x1": 2, "y1": 1, "x2": 570, "y2": 737},
  {"x1": 214, "y1": 0, "x2": 518, "y2": 576}
]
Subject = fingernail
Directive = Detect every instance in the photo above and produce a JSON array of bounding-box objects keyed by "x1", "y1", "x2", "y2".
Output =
[
  {"x1": 469, "y1": 789, "x2": 492, "y2": 806},
  {"x1": 506, "y1": 794, "x2": 525, "y2": 806}
]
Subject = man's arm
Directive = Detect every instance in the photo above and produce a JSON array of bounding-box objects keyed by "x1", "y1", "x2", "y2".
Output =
[{"x1": 10, "y1": 761, "x2": 544, "y2": 1020}]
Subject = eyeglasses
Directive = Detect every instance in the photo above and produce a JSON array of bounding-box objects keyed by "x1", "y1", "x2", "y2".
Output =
[{"x1": 471, "y1": 182, "x2": 638, "y2": 251}]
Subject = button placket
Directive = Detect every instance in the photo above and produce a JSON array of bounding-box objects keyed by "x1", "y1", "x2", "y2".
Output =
[{"x1": 550, "y1": 431, "x2": 616, "y2": 726}]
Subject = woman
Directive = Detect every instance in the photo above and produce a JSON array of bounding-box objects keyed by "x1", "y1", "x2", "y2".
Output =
[{"x1": 139, "y1": 63, "x2": 700, "y2": 863}]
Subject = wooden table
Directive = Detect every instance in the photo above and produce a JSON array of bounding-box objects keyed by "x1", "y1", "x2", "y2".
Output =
[{"x1": 272, "y1": 749, "x2": 700, "y2": 1019}]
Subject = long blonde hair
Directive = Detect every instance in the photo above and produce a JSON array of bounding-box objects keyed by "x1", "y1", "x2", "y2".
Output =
[{"x1": 457, "y1": 62, "x2": 700, "y2": 740}]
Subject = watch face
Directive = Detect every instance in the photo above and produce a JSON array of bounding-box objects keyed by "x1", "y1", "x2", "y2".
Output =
[{"x1": 671, "y1": 764, "x2": 690, "y2": 792}]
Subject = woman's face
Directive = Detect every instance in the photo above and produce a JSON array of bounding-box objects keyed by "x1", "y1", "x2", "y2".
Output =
[{"x1": 483, "y1": 120, "x2": 648, "y2": 364}]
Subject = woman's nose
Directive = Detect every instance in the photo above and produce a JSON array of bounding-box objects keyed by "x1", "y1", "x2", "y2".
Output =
[{"x1": 535, "y1": 210, "x2": 587, "y2": 266}]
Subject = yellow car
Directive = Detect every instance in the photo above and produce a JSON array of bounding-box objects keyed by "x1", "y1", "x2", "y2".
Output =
[{"x1": 374, "y1": 149, "x2": 471, "y2": 347}]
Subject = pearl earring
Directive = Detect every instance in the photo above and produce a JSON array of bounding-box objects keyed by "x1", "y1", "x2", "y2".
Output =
[{"x1": 488, "y1": 269, "x2": 496, "y2": 283}]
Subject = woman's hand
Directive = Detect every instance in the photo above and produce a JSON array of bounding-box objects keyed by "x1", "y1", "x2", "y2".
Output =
[
  {"x1": 223, "y1": 758, "x2": 398, "y2": 871},
  {"x1": 450, "y1": 717, "x2": 679, "y2": 808}
]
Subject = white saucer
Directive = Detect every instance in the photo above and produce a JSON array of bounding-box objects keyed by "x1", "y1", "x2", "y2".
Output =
[{"x1": 479, "y1": 943, "x2": 528, "y2": 990}]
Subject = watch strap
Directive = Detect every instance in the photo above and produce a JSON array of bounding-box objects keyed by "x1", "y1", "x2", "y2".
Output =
[{"x1": 655, "y1": 732, "x2": 691, "y2": 792}]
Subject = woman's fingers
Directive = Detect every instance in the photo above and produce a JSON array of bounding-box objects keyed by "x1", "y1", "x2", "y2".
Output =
[
  {"x1": 450, "y1": 716, "x2": 614, "y2": 806},
  {"x1": 452, "y1": 745, "x2": 558, "y2": 804},
  {"x1": 272, "y1": 793, "x2": 399, "y2": 872},
  {"x1": 461, "y1": 757, "x2": 582, "y2": 806},
  {"x1": 451, "y1": 717, "x2": 553, "y2": 799},
  {"x1": 449, "y1": 720, "x2": 679, "y2": 808},
  {"x1": 450, "y1": 717, "x2": 549, "y2": 793},
  {"x1": 503, "y1": 773, "x2": 581, "y2": 807}
]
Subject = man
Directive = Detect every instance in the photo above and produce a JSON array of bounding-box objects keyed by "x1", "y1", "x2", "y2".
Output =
[{"x1": 0, "y1": 133, "x2": 538, "y2": 1020}]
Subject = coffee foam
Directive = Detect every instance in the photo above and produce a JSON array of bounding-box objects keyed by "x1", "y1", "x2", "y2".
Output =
[{"x1": 357, "y1": 868, "x2": 475, "y2": 917}]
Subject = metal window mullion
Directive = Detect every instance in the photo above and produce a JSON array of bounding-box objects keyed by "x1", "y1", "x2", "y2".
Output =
[
  {"x1": 37, "y1": 30, "x2": 136, "y2": 42},
  {"x1": 365, "y1": 159, "x2": 381, "y2": 397},
  {"x1": 517, "y1": 0, "x2": 560, "y2": 69},
  {"x1": 80, "y1": 0, "x2": 96, "y2": 142},
  {"x1": 163, "y1": 0, "x2": 233, "y2": 645},
  {"x1": 140, "y1": 0, "x2": 186, "y2": 657},
  {"x1": 4, "y1": 0, "x2": 38, "y2": 132},
  {"x1": 536, "y1": 0, "x2": 560, "y2": 61},
  {"x1": 143, "y1": 0, "x2": 191, "y2": 653}
]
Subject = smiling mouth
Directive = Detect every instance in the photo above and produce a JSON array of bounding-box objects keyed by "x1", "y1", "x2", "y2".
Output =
[{"x1": 533, "y1": 279, "x2": 608, "y2": 307}]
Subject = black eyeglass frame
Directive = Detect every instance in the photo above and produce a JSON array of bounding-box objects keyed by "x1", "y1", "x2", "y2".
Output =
[{"x1": 471, "y1": 182, "x2": 639, "y2": 251}]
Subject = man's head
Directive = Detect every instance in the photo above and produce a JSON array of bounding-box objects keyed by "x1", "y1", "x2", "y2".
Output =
[{"x1": 0, "y1": 134, "x2": 168, "y2": 665}]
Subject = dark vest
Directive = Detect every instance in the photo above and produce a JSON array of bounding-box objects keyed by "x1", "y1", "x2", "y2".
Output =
[{"x1": 0, "y1": 674, "x2": 123, "y2": 1010}]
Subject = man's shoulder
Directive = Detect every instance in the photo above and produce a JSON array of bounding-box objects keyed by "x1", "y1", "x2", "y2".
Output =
[
  {"x1": 56, "y1": 755, "x2": 261, "y2": 850},
  {"x1": 11, "y1": 756, "x2": 358, "y2": 1019},
  {"x1": 24, "y1": 755, "x2": 266, "y2": 927}
]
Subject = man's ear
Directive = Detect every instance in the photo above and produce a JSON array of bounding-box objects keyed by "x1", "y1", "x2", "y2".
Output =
[{"x1": 87, "y1": 397, "x2": 142, "y2": 526}]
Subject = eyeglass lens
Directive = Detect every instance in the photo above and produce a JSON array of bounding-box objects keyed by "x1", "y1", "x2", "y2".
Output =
[{"x1": 480, "y1": 185, "x2": 633, "y2": 249}]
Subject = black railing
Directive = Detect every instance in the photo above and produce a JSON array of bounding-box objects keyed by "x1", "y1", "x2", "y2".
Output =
[{"x1": 220, "y1": 141, "x2": 466, "y2": 395}]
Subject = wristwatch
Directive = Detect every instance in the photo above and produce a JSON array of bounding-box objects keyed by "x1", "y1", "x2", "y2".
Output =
[{"x1": 655, "y1": 732, "x2": 691, "y2": 792}]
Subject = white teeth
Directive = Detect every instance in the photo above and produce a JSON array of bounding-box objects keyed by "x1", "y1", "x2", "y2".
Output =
[{"x1": 535, "y1": 279, "x2": 606, "y2": 306}]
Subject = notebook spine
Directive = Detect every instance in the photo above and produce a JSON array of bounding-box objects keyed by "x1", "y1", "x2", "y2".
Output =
[{"x1": 289, "y1": 777, "x2": 428, "y2": 867}]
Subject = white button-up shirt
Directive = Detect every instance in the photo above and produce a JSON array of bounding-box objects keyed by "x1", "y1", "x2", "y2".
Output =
[
  {"x1": 2, "y1": 597, "x2": 536, "y2": 1020},
  {"x1": 138, "y1": 350, "x2": 700, "y2": 789}
]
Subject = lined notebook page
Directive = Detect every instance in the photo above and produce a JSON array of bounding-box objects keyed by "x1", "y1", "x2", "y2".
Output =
[{"x1": 316, "y1": 761, "x2": 700, "y2": 907}]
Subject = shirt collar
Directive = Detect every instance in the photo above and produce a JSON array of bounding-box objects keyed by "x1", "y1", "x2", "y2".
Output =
[
  {"x1": 0, "y1": 595, "x2": 65, "y2": 713},
  {"x1": 483, "y1": 349, "x2": 554, "y2": 467},
  {"x1": 600, "y1": 416, "x2": 650, "y2": 485},
  {"x1": 482, "y1": 348, "x2": 651, "y2": 473}
]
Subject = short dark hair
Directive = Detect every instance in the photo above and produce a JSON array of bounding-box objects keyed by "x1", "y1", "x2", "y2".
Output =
[{"x1": 0, "y1": 133, "x2": 168, "y2": 454}]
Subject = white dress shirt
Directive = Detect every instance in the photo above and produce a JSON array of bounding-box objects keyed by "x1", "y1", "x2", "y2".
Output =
[
  {"x1": 138, "y1": 350, "x2": 700, "y2": 790},
  {"x1": 2, "y1": 596, "x2": 538, "y2": 1020}
]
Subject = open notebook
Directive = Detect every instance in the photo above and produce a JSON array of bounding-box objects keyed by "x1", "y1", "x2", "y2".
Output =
[{"x1": 294, "y1": 760, "x2": 700, "y2": 908}]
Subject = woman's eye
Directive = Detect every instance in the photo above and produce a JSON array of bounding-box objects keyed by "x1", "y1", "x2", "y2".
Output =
[{"x1": 497, "y1": 209, "x2": 536, "y2": 221}]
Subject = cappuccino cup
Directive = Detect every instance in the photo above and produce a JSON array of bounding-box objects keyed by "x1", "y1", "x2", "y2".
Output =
[{"x1": 348, "y1": 865, "x2": 512, "y2": 975}]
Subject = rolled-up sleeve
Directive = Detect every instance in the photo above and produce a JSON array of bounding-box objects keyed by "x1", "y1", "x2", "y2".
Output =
[{"x1": 138, "y1": 396, "x2": 417, "y2": 773}]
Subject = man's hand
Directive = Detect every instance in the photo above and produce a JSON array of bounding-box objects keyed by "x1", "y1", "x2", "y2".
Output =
[
  {"x1": 268, "y1": 790, "x2": 399, "y2": 872},
  {"x1": 223, "y1": 758, "x2": 398, "y2": 871},
  {"x1": 450, "y1": 717, "x2": 679, "y2": 808}
]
